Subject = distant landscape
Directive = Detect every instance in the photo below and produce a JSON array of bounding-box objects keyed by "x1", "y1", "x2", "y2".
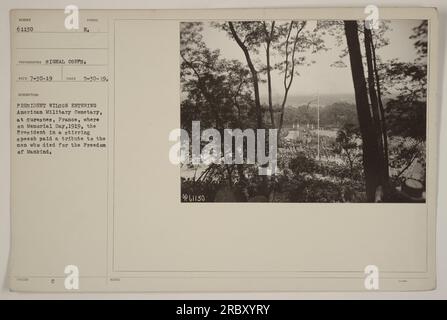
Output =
[{"x1": 262, "y1": 93, "x2": 355, "y2": 107}]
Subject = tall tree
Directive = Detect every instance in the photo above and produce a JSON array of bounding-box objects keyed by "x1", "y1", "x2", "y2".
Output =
[
  {"x1": 227, "y1": 22, "x2": 264, "y2": 129},
  {"x1": 382, "y1": 20, "x2": 427, "y2": 140},
  {"x1": 263, "y1": 21, "x2": 276, "y2": 127},
  {"x1": 370, "y1": 32, "x2": 390, "y2": 181},
  {"x1": 180, "y1": 22, "x2": 254, "y2": 131},
  {"x1": 217, "y1": 21, "x2": 324, "y2": 131},
  {"x1": 277, "y1": 21, "x2": 307, "y2": 138},
  {"x1": 364, "y1": 26, "x2": 389, "y2": 190}
]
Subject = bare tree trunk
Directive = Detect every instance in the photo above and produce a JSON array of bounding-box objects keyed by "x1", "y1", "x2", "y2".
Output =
[
  {"x1": 264, "y1": 21, "x2": 276, "y2": 128},
  {"x1": 228, "y1": 22, "x2": 264, "y2": 129},
  {"x1": 344, "y1": 20, "x2": 381, "y2": 202},
  {"x1": 278, "y1": 21, "x2": 306, "y2": 139},
  {"x1": 370, "y1": 33, "x2": 390, "y2": 185},
  {"x1": 364, "y1": 27, "x2": 387, "y2": 192}
]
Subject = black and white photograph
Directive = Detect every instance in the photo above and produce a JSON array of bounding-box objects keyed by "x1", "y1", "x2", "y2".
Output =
[
  {"x1": 180, "y1": 19, "x2": 428, "y2": 203},
  {"x1": 2, "y1": 3, "x2": 444, "y2": 298}
]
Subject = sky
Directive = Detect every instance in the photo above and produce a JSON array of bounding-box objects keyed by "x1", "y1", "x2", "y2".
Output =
[{"x1": 198, "y1": 19, "x2": 423, "y2": 103}]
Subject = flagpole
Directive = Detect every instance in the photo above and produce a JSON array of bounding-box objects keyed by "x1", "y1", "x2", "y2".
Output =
[{"x1": 317, "y1": 92, "x2": 320, "y2": 160}]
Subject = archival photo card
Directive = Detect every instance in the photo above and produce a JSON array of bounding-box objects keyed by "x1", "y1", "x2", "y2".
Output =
[{"x1": 8, "y1": 8, "x2": 438, "y2": 292}]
